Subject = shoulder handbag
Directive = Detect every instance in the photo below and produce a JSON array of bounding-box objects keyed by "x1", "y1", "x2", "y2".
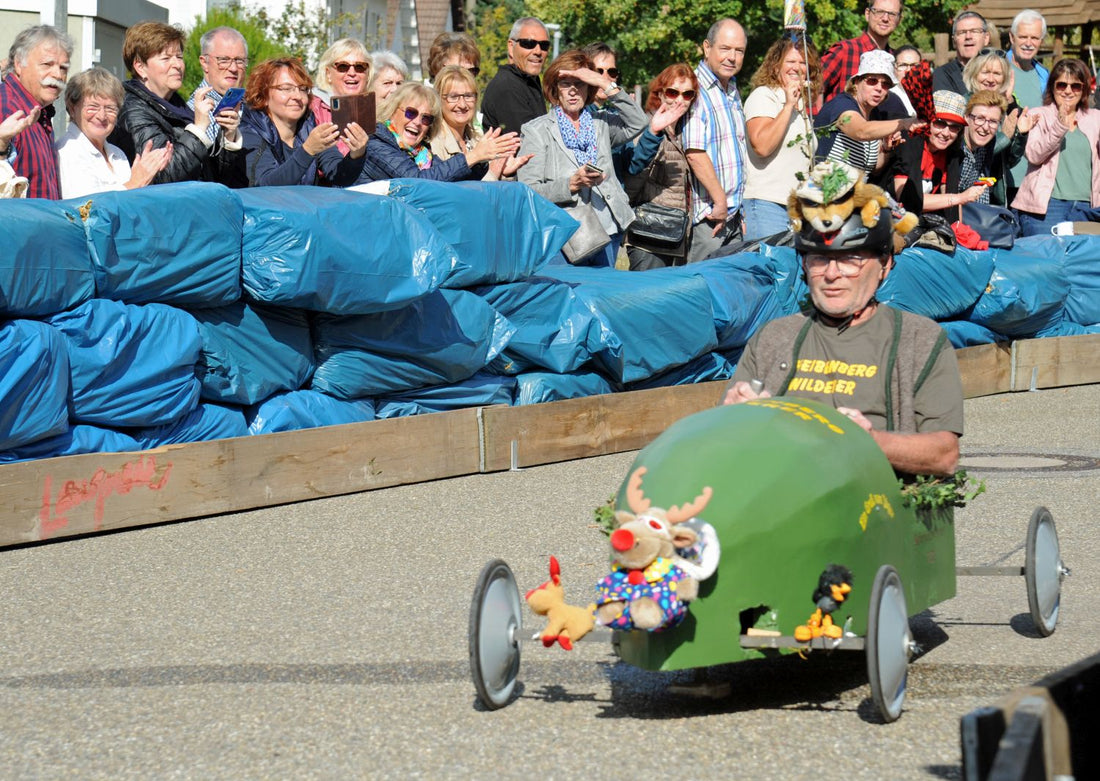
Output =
[
  {"x1": 561, "y1": 202, "x2": 611, "y2": 264},
  {"x1": 960, "y1": 202, "x2": 1019, "y2": 249},
  {"x1": 628, "y1": 201, "x2": 690, "y2": 248}
]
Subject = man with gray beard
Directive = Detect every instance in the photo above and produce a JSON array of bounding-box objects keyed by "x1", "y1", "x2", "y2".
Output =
[{"x1": 0, "y1": 24, "x2": 73, "y2": 198}]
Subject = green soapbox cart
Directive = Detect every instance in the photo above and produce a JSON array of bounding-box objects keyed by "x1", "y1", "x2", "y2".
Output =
[{"x1": 469, "y1": 399, "x2": 1066, "y2": 721}]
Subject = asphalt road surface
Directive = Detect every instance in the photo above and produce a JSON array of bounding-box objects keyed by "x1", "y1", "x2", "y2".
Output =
[{"x1": 1, "y1": 385, "x2": 1097, "y2": 779}]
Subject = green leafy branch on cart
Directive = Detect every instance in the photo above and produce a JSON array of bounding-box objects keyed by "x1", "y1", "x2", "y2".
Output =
[{"x1": 899, "y1": 469, "x2": 986, "y2": 512}]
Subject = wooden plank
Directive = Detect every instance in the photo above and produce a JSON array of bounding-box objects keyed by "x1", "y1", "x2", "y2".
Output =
[
  {"x1": 957, "y1": 342, "x2": 1012, "y2": 398},
  {"x1": 1012, "y1": 334, "x2": 1100, "y2": 391},
  {"x1": 480, "y1": 382, "x2": 726, "y2": 471},
  {"x1": 0, "y1": 409, "x2": 481, "y2": 547}
]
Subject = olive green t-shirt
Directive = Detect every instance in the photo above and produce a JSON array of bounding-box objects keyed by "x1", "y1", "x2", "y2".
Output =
[
  {"x1": 733, "y1": 307, "x2": 964, "y2": 434},
  {"x1": 1051, "y1": 128, "x2": 1093, "y2": 202}
]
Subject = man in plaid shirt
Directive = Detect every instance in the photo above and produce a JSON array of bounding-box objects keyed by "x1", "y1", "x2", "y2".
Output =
[
  {"x1": 820, "y1": 0, "x2": 903, "y2": 103},
  {"x1": 683, "y1": 18, "x2": 749, "y2": 262}
]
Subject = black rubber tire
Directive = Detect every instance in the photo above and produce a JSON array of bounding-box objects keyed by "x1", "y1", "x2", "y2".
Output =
[
  {"x1": 1025, "y1": 506, "x2": 1062, "y2": 637},
  {"x1": 468, "y1": 559, "x2": 522, "y2": 709},
  {"x1": 866, "y1": 565, "x2": 911, "y2": 723}
]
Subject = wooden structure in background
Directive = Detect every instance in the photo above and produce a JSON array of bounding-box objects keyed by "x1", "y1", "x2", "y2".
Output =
[{"x1": 0, "y1": 334, "x2": 1097, "y2": 549}]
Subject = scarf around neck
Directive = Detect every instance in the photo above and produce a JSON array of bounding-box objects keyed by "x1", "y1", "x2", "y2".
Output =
[
  {"x1": 554, "y1": 105, "x2": 598, "y2": 166},
  {"x1": 385, "y1": 119, "x2": 432, "y2": 169}
]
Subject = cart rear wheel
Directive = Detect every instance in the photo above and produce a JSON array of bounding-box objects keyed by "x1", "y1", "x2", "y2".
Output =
[
  {"x1": 469, "y1": 559, "x2": 522, "y2": 709},
  {"x1": 1025, "y1": 507, "x2": 1063, "y2": 637},
  {"x1": 866, "y1": 565, "x2": 912, "y2": 723}
]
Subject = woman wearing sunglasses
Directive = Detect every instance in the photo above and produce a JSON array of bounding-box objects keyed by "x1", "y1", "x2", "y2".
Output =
[
  {"x1": 429, "y1": 66, "x2": 532, "y2": 180},
  {"x1": 1012, "y1": 58, "x2": 1100, "y2": 235},
  {"x1": 815, "y1": 50, "x2": 925, "y2": 179},
  {"x1": 518, "y1": 49, "x2": 647, "y2": 267},
  {"x1": 618, "y1": 63, "x2": 700, "y2": 269},
  {"x1": 742, "y1": 34, "x2": 823, "y2": 240},
  {"x1": 358, "y1": 82, "x2": 520, "y2": 182},
  {"x1": 309, "y1": 38, "x2": 371, "y2": 157},
  {"x1": 239, "y1": 58, "x2": 368, "y2": 187}
]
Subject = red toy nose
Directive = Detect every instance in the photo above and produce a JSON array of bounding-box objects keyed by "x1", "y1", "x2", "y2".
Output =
[{"x1": 611, "y1": 528, "x2": 634, "y2": 552}]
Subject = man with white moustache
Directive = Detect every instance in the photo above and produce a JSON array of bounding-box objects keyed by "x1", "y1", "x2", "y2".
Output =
[{"x1": 0, "y1": 24, "x2": 73, "y2": 199}]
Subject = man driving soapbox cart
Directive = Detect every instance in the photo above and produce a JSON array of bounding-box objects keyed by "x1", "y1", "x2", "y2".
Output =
[{"x1": 468, "y1": 398, "x2": 1067, "y2": 722}]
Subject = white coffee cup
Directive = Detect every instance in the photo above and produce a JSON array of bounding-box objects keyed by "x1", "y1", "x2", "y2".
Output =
[{"x1": 1051, "y1": 221, "x2": 1075, "y2": 236}]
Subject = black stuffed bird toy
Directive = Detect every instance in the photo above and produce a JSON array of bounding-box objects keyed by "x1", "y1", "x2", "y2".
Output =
[{"x1": 794, "y1": 564, "x2": 853, "y2": 641}]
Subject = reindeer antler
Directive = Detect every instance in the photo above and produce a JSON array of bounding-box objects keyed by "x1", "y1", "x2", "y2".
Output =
[
  {"x1": 626, "y1": 467, "x2": 651, "y2": 514},
  {"x1": 549, "y1": 555, "x2": 561, "y2": 585},
  {"x1": 667, "y1": 486, "x2": 713, "y2": 524}
]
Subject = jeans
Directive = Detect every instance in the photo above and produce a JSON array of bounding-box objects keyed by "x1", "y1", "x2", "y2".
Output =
[
  {"x1": 742, "y1": 198, "x2": 791, "y2": 241},
  {"x1": 1016, "y1": 198, "x2": 1092, "y2": 237}
]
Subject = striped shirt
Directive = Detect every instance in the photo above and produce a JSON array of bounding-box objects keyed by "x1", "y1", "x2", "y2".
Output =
[
  {"x1": 0, "y1": 74, "x2": 60, "y2": 199},
  {"x1": 187, "y1": 80, "x2": 223, "y2": 143},
  {"x1": 682, "y1": 61, "x2": 747, "y2": 224}
]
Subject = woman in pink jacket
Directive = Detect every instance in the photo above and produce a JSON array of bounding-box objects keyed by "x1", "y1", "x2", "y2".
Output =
[{"x1": 1011, "y1": 58, "x2": 1100, "y2": 235}]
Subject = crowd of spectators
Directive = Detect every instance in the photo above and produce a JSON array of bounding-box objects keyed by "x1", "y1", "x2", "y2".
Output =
[{"x1": 2, "y1": 5, "x2": 1099, "y2": 263}]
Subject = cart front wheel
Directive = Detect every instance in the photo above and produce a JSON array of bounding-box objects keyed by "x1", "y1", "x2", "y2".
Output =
[
  {"x1": 866, "y1": 565, "x2": 912, "y2": 723},
  {"x1": 1025, "y1": 507, "x2": 1063, "y2": 637},
  {"x1": 469, "y1": 559, "x2": 523, "y2": 709}
]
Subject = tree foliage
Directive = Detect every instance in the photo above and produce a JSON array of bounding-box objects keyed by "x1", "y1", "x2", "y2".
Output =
[{"x1": 492, "y1": 0, "x2": 968, "y2": 92}]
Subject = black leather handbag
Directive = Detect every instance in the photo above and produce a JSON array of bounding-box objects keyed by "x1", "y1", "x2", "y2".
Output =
[
  {"x1": 627, "y1": 202, "x2": 690, "y2": 248},
  {"x1": 961, "y1": 202, "x2": 1019, "y2": 249}
]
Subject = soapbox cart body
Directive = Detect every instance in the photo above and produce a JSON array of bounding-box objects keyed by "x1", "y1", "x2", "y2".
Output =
[{"x1": 469, "y1": 399, "x2": 1066, "y2": 721}]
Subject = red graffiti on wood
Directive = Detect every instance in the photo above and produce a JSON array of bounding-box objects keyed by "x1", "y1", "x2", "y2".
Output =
[{"x1": 38, "y1": 455, "x2": 173, "y2": 537}]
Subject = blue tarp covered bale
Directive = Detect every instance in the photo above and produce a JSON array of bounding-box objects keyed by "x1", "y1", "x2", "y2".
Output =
[
  {"x1": 751, "y1": 244, "x2": 809, "y2": 316},
  {"x1": 1047, "y1": 235, "x2": 1100, "y2": 326},
  {"x1": 939, "y1": 319, "x2": 1005, "y2": 348},
  {"x1": 0, "y1": 424, "x2": 139, "y2": 464},
  {"x1": 246, "y1": 390, "x2": 375, "y2": 434},
  {"x1": 0, "y1": 199, "x2": 94, "y2": 317},
  {"x1": 375, "y1": 373, "x2": 516, "y2": 418},
  {"x1": 474, "y1": 277, "x2": 599, "y2": 374},
  {"x1": 514, "y1": 370, "x2": 617, "y2": 405},
  {"x1": 240, "y1": 187, "x2": 459, "y2": 314},
  {"x1": 879, "y1": 246, "x2": 994, "y2": 320},
  {"x1": 386, "y1": 179, "x2": 578, "y2": 286},
  {"x1": 81, "y1": 182, "x2": 243, "y2": 306},
  {"x1": 680, "y1": 257, "x2": 786, "y2": 351},
  {"x1": 131, "y1": 403, "x2": 249, "y2": 448},
  {"x1": 45, "y1": 299, "x2": 202, "y2": 427},
  {"x1": 968, "y1": 245, "x2": 1068, "y2": 337},
  {"x1": 0, "y1": 319, "x2": 70, "y2": 450},
  {"x1": 311, "y1": 288, "x2": 515, "y2": 398},
  {"x1": 189, "y1": 302, "x2": 314, "y2": 405},
  {"x1": 540, "y1": 266, "x2": 717, "y2": 383},
  {"x1": 626, "y1": 351, "x2": 733, "y2": 390}
]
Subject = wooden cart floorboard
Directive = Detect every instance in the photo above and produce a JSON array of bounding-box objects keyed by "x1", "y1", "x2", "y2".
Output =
[{"x1": 1, "y1": 334, "x2": 1097, "y2": 547}]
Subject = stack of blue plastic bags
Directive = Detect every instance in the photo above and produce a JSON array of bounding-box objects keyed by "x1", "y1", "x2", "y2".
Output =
[{"x1": 2, "y1": 179, "x2": 1099, "y2": 463}]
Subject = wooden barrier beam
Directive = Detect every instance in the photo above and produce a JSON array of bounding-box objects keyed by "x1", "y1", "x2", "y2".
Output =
[
  {"x1": 957, "y1": 342, "x2": 1012, "y2": 398},
  {"x1": 480, "y1": 382, "x2": 724, "y2": 471},
  {"x1": 1012, "y1": 333, "x2": 1100, "y2": 391},
  {"x1": 0, "y1": 409, "x2": 481, "y2": 547}
]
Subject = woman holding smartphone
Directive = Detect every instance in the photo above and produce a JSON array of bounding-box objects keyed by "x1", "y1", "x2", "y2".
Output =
[
  {"x1": 240, "y1": 58, "x2": 368, "y2": 187},
  {"x1": 517, "y1": 49, "x2": 647, "y2": 266}
]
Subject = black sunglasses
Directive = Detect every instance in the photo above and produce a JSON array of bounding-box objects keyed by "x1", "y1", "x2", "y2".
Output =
[
  {"x1": 402, "y1": 106, "x2": 435, "y2": 126},
  {"x1": 467, "y1": 65, "x2": 480, "y2": 77},
  {"x1": 595, "y1": 67, "x2": 620, "y2": 80},
  {"x1": 332, "y1": 61, "x2": 369, "y2": 73},
  {"x1": 511, "y1": 37, "x2": 551, "y2": 52},
  {"x1": 1054, "y1": 80, "x2": 1084, "y2": 92}
]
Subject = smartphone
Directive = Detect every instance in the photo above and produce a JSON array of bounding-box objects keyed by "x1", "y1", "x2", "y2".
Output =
[
  {"x1": 331, "y1": 93, "x2": 376, "y2": 135},
  {"x1": 584, "y1": 162, "x2": 604, "y2": 174},
  {"x1": 212, "y1": 87, "x2": 245, "y2": 115}
]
